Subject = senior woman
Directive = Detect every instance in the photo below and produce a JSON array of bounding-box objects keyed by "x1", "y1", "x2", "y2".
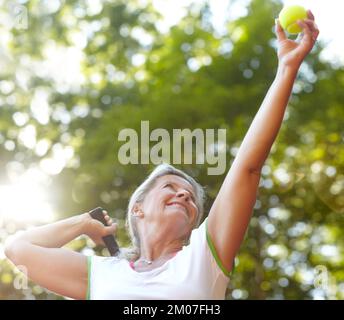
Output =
[{"x1": 5, "y1": 12, "x2": 319, "y2": 300}]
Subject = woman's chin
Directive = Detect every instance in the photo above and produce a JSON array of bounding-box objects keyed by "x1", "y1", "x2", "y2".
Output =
[{"x1": 165, "y1": 207, "x2": 189, "y2": 222}]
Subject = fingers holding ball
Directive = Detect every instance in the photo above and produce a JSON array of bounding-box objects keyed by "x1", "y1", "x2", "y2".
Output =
[
  {"x1": 278, "y1": 5, "x2": 319, "y2": 42},
  {"x1": 279, "y1": 5, "x2": 308, "y2": 34}
]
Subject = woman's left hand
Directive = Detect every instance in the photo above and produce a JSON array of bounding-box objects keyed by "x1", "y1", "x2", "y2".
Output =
[{"x1": 275, "y1": 10, "x2": 320, "y2": 69}]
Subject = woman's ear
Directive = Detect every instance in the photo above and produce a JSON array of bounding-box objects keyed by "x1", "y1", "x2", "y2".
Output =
[{"x1": 132, "y1": 203, "x2": 144, "y2": 218}]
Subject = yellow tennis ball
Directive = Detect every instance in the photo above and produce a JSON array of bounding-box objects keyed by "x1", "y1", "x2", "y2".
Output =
[{"x1": 278, "y1": 5, "x2": 307, "y2": 34}]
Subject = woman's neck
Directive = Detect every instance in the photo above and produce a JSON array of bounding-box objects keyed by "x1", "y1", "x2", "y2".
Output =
[
  {"x1": 131, "y1": 251, "x2": 179, "y2": 272},
  {"x1": 138, "y1": 234, "x2": 184, "y2": 262}
]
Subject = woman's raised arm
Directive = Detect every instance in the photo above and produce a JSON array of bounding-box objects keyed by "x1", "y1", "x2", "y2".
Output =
[{"x1": 207, "y1": 11, "x2": 319, "y2": 273}]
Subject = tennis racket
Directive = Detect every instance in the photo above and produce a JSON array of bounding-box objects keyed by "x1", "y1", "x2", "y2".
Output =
[{"x1": 89, "y1": 207, "x2": 120, "y2": 256}]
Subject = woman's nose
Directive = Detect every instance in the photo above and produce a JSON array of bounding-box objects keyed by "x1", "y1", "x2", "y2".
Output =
[{"x1": 176, "y1": 189, "x2": 190, "y2": 201}]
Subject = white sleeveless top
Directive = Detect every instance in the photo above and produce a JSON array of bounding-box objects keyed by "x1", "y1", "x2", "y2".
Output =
[{"x1": 86, "y1": 218, "x2": 231, "y2": 300}]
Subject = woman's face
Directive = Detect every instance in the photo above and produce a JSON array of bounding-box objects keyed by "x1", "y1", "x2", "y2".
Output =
[{"x1": 136, "y1": 174, "x2": 199, "y2": 237}]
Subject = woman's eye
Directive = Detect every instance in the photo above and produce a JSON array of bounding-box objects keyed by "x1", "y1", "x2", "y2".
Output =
[{"x1": 163, "y1": 184, "x2": 195, "y2": 201}]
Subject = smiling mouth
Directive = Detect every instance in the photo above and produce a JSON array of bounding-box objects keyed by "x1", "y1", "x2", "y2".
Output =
[{"x1": 166, "y1": 202, "x2": 188, "y2": 214}]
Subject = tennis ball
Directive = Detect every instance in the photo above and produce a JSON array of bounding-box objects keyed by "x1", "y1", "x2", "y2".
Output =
[{"x1": 278, "y1": 5, "x2": 307, "y2": 34}]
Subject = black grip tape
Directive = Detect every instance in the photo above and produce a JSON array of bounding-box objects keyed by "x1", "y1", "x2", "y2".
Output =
[{"x1": 89, "y1": 207, "x2": 120, "y2": 256}]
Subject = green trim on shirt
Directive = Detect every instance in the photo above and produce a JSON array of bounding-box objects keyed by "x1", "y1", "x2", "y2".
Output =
[
  {"x1": 86, "y1": 256, "x2": 92, "y2": 300},
  {"x1": 205, "y1": 218, "x2": 235, "y2": 278}
]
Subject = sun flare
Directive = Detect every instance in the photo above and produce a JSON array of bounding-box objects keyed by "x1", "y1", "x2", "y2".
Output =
[{"x1": 0, "y1": 174, "x2": 55, "y2": 224}]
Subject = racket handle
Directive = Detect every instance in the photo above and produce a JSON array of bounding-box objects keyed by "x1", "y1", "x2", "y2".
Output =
[{"x1": 88, "y1": 207, "x2": 120, "y2": 256}]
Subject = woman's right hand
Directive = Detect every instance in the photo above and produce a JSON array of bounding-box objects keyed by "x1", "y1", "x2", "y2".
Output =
[{"x1": 82, "y1": 210, "x2": 118, "y2": 246}]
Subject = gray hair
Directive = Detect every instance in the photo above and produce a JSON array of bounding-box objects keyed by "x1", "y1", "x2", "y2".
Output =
[{"x1": 122, "y1": 163, "x2": 205, "y2": 260}]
